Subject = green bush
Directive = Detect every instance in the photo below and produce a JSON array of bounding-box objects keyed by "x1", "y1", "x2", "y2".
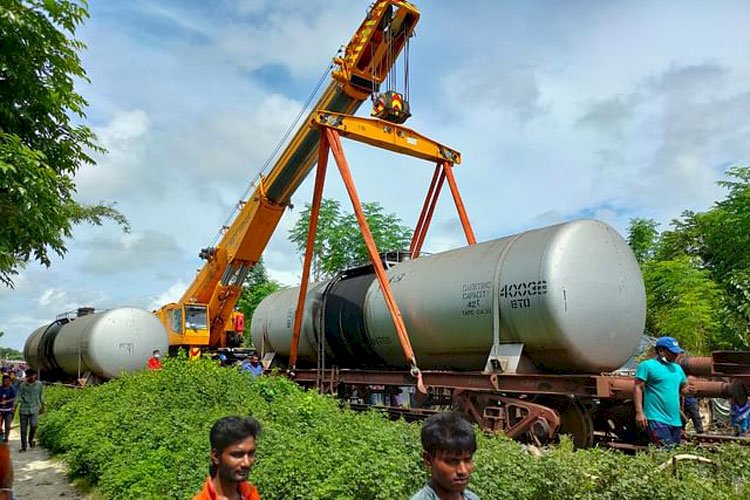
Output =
[{"x1": 40, "y1": 359, "x2": 750, "y2": 499}]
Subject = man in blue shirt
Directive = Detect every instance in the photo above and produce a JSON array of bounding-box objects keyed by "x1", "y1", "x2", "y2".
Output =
[
  {"x1": 634, "y1": 336, "x2": 688, "y2": 447},
  {"x1": 239, "y1": 353, "x2": 263, "y2": 378},
  {"x1": 0, "y1": 376, "x2": 15, "y2": 442}
]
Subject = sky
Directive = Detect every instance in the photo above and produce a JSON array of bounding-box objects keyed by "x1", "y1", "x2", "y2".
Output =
[{"x1": 2, "y1": 0, "x2": 750, "y2": 350}]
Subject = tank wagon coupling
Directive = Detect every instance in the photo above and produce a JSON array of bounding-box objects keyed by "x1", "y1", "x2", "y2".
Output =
[{"x1": 25, "y1": 307, "x2": 169, "y2": 383}]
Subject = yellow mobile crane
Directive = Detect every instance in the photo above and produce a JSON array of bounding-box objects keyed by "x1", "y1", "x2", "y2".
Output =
[{"x1": 156, "y1": 1, "x2": 420, "y2": 356}]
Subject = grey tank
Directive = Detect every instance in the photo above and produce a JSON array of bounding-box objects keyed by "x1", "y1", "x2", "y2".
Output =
[
  {"x1": 25, "y1": 307, "x2": 169, "y2": 380},
  {"x1": 251, "y1": 219, "x2": 646, "y2": 373}
]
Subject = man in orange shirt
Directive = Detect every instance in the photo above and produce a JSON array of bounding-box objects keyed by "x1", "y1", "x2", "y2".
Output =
[{"x1": 194, "y1": 416, "x2": 261, "y2": 500}]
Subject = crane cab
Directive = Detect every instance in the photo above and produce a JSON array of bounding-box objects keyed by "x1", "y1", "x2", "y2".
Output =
[{"x1": 156, "y1": 302, "x2": 210, "y2": 351}]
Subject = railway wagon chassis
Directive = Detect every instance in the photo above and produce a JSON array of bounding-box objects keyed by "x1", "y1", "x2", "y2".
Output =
[{"x1": 290, "y1": 351, "x2": 750, "y2": 448}]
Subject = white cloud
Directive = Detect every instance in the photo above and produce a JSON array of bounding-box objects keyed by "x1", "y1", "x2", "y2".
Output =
[
  {"x1": 37, "y1": 288, "x2": 66, "y2": 308},
  {"x1": 33, "y1": 287, "x2": 106, "y2": 313},
  {"x1": 75, "y1": 109, "x2": 152, "y2": 201},
  {"x1": 138, "y1": 2, "x2": 214, "y2": 40},
  {"x1": 78, "y1": 230, "x2": 183, "y2": 275},
  {"x1": 216, "y1": 1, "x2": 361, "y2": 78},
  {"x1": 576, "y1": 95, "x2": 635, "y2": 139},
  {"x1": 161, "y1": 93, "x2": 302, "y2": 189},
  {"x1": 148, "y1": 281, "x2": 188, "y2": 311},
  {"x1": 577, "y1": 62, "x2": 750, "y2": 218},
  {"x1": 650, "y1": 62, "x2": 725, "y2": 96},
  {"x1": 442, "y1": 57, "x2": 546, "y2": 125}
]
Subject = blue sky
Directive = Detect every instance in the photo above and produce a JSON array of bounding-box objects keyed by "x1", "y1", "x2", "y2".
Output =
[{"x1": 2, "y1": 0, "x2": 750, "y2": 349}]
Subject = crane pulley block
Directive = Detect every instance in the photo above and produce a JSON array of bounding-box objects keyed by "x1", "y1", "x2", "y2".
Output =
[
  {"x1": 198, "y1": 247, "x2": 216, "y2": 261},
  {"x1": 371, "y1": 91, "x2": 411, "y2": 124}
]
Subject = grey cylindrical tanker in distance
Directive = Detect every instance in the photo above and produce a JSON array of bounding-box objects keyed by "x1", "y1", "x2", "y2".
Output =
[
  {"x1": 24, "y1": 307, "x2": 169, "y2": 381},
  {"x1": 251, "y1": 219, "x2": 646, "y2": 374}
]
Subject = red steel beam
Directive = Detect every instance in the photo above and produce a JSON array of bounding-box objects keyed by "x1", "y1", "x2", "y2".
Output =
[
  {"x1": 441, "y1": 161, "x2": 476, "y2": 245},
  {"x1": 289, "y1": 134, "x2": 329, "y2": 369},
  {"x1": 412, "y1": 169, "x2": 445, "y2": 259},
  {"x1": 410, "y1": 164, "x2": 441, "y2": 257},
  {"x1": 325, "y1": 128, "x2": 418, "y2": 368}
]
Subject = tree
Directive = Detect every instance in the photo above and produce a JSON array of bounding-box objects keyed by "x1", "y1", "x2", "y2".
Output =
[
  {"x1": 656, "y1": 167, "x2": 750, "y2": 348},
  {"x1": 236, "y1": 259, "x2": 281, "y2": 347},
  {"x1": 626, "y1": 166, "x2": 750, "y2": 352},
  {"x1": 288, "y1": 198, "x2": 412, "y2": 280},
  {"x1": 626, "y1": 217, "x2": 723, "y2": 352},
  {"x1": 0, "y1": 331, "x2": 23, "y2": 360},
  {"x1": 0, "y1": 0, "x2": 128, "y2": 287},
  {"x1": 0, "y1": 346, "x2": 23, "y2": 361},
  {"x1": 641, "y1": 257, "x2": 724, "y2": 353},
  {"x1": 627, "y1": 218, "x2": 659, "y2": 264}
]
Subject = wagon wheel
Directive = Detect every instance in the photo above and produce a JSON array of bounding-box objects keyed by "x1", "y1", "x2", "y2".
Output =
[{"x1": 556, "y1": 398, "x2": 594, "y2": 448}]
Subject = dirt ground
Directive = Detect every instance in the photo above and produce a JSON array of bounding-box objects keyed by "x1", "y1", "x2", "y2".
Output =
[{"x1": 7, "y1": 428, "x2": 87, "y2": 500}]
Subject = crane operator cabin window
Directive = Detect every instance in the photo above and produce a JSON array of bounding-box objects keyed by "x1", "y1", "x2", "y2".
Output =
[
  {"x1": 185, "y1": 305, "x2": 208, "y2": 330},
  {"x1": 171, "y1": 308, "x2": 183, "y2": 334}
]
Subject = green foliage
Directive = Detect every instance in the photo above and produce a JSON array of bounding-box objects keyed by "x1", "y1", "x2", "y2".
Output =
[
  {"x1": 642, "y1": 257, "x2": 724, "y2": 353},
  {"x1": 288, "y1": 198, "x2": 411, "y2": 280},
  {"x1": 39, "y1": 359, "x2": 426, "y2": 499},
  {"x1": 0, "y1": 347, "x2": 23, "y2": 360},
  {"x1": 40, "y1": 360, "x2": 750, "y2": 499},
  {"x1": 236, "y1": 259, "x2": 282, "y2": 347},
  {"x1": 627, "y1": 218, "x2": 660, "y2": 265},
  {"x1": 0, "y1": 0, "x2": 129, "y2": 287},
  {"x1": 626, "y1": 167, "x2": 750, "y2": 352},
  {"x1": 0, "y1": 331, "x2": 22, "y2": 359}
]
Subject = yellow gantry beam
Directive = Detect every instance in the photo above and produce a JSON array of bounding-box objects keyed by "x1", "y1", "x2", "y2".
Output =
[{"x1": 312, "y1": 111, "x2": 461, "y2": 165}]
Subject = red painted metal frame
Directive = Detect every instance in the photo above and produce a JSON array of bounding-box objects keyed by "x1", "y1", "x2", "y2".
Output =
[
  {"x1": 325, "y1": 128, "x2": 419, "y2": 370},
  {"x1": 409, "y1": 161, "x2": 476, "y2": 259},
  {"x1": 410, "y1": 165, "x2": 444, "y2": 259},
  {"x1": 287, "y1": 117, "x2": 478, "y2": 384},
  {"x1": 441, "y1": 161, "x2": 477, "y2": 245},
  {"x1": 288, "y1": 133, "x2": 330, "y2": 369},
  {"x1": 291, "y1": 368, "x2": 740, "y2": 400},
  {"x1": 289, "y1": 127, "x2": 422, "y2": 377}
]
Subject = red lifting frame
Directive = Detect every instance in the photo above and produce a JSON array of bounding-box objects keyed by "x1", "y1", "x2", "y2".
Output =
[
  {"x1": 289, "y1": 127, "x2": 475, "y2": 394},
  {"x1": 410, "y1": 161, "x2": 476, "y2": 259},
  {"x1": 288, "y1": 132, "x2": 330, "y2": 371}
]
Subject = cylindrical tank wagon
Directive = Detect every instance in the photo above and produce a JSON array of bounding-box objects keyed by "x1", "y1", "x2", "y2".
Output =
[
  {"x1": 252, "y1": 219, "x2": 647, "y2": 374},
  {"x1": 25, "y1": 307, "x2": 169, "y2": 382},
  {"x1": 251, "y1": 220, "x2": 750, "y2": 448}
]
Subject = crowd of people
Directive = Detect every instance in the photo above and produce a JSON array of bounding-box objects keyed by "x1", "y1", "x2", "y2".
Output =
[
  {"x1": 145, "y1": 349, "x2": 265, "y2": 378},
  {"x1": 0, "y1": 364, "x2": 44, "y2": 450},
  {"x1": 0, "y1": 367, "x2": 45, "y2": 500}
]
